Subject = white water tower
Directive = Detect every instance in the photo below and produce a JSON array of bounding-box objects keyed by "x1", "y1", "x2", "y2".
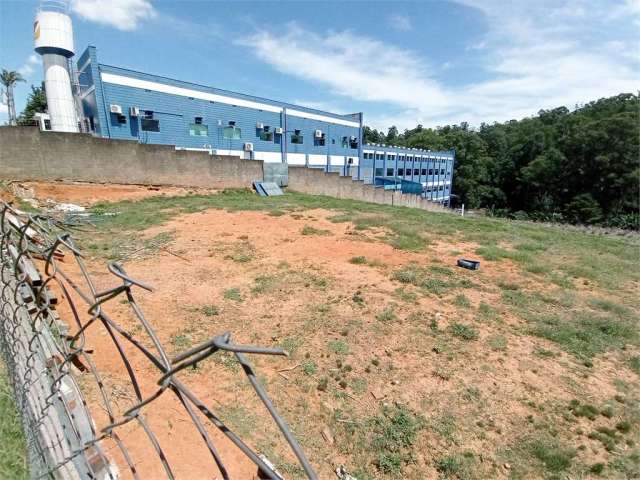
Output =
[{"x1": 34, "y1": 1, "x2": 78, "y2": 132}]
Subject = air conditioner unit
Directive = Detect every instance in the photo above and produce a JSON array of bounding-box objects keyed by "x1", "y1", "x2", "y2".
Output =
[
  {"x1": 314, "y1": 129, "x2": 323, "y2": 138},
  {"x1": 274, "y1": 127, "x2": 284, "y2": 134},
  {"x1": 256, "y1": 122, "x2": 264, "y2": 129},
  {"x1": 244, "y1": 142, "x2": 254, "y2": 152},
  {"x1": 110, "y1": 104, "x2": 122, "y2": 115},
  {"x1": 129, "y1": 106, "x2": 140, "y2": 117}
]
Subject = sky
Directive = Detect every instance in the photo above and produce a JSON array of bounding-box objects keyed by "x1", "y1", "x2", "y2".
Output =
[{"x1": 1, "y1": 0, "x2": 639, "y2": 131}]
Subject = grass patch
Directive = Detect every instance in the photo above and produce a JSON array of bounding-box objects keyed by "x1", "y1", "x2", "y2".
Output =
[
  {"x1": 392, "y1": 263, "x2": 459, "y2": 296},
  {"x1": 453, "y1": 294, "x2": 471, "y2": 308},
  {"x1": 449, "y1": 323, "x2": 479, "y2": 341},
  {"x1": 0, "y1": 367, "x2": 26, "y2": 479},
  {"x1": 223, "y1": 288, "x2": 243, "y2": 302},
  {"x1": 201, "y1": 305, "x2": 219, "y2": 316},
  {"x1": 328, "y1": 340, "x2": 349, "y2": 355},
  {"x1": 376, "y1": 305, "x2": 398, "y2": 323},
  {"x1": 301, "y1": 225, "x2": 332, "y2": 236},
  {"x1": 336, "y1": 404, "x2": 424, "y2": 476},
  {"x1": 349, "y1": 255, "x2": 367, "y2": 265},
  {"x1": 487, "y1": 334, "x2": 508, "y2": 351}
]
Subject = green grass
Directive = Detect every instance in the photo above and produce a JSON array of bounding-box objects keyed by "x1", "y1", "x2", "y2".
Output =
[
  {"x1": 328, "y1": 340, "x2": 349, "y2": 355},
  {"x1": 449, "y1": 323, "x2": 479, "y2": 341},
  {"x1": 301, "y1": 225, "x2": 332, "y2": 236},
  {"x1": 0, "y1": 367, "x2": 27, "y2": 480},
  {"x1": 223, "y1": 288, "x2": 243, "y2": 302},
  {"x1": 335, "y1": 404, "x2": 424, "y2": 476}
]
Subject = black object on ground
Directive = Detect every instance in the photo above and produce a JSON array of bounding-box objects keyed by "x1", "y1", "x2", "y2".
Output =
[{"x1": 457, "y1": 258, "x2": 480, "y2": 270}]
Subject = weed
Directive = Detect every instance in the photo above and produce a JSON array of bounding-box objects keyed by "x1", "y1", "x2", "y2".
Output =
[
  {"x1": 302, "y1": 360, "x2": 317, "y2": 375},
  {"x1": 450, "y1": 323, "x2": 479, "y2": 341},
  {"x1": 488, "y1": 335, "x2": 507, "y2": 351},
  {"x1": 352, "y1": 290, "x2": 365, "y2": 305},
  {"x1": 528, "y1": 437, "x2": 576, "y2": 472},
  {"x1": 453, "y1": 294, "x2": 471, "y2": 308},
  {"x1": 533, "y1": 347, "x2": 557, "y2": 358},
  {"x1": 349, "y1": 256, "x2": 367, "y2": 265},
  {"x1": 394, "y1": 287, "x2": 418, "y2": 303},
  {"x1": 328, "y1": 340, "x2": 349, "y2": 355},
  {"x1": 615, "y1": 420, "x2": 631, "y2": 434},
  {"x1": 317, "y1": 377, "x2": 328, "y2": 391},
  {"x1": 171, "y1": 334, "x2": 192, "y2": 349},
  {"x1": 301, "y1": 225, "x2": 331, "y2": 236},
  {"x1": 201, "y1": 305, "x2": 219, "y2": 317},
  {"x1": 280, "y1": 337, "x2": 301, "y2": 358},
  {"x1": 568, "y1": 400, "x2": 599, "y2": 420},
  {"x1": 629, "y1": 356, "x2": 640, "y2": 375},
  {"x1": 590, "y1": 463, "x2": 605, "y2": 475},
  {"x1": 435, "y1": 454, "x2": 474, "y2": 479},
  {"x1": 370, "y1": 405, "x2": 425, "y2": 475},
  {"x1": 223, "y1": 288, "x2": 243, "y2": 302},
  {"x1": 376, "y1": 306, "x2": 397, "y2": 323}
]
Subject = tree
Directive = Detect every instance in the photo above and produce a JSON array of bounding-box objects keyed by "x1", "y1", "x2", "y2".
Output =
[
  {"x1": 18, "y1": 83, "x2": 47, "y2": 125},
  {"x1": 361, "y1": 92, "x2": 639, "y2": 228},
  {"x1": 0, "y1": 69, "x2": 26, "y2": 126}
]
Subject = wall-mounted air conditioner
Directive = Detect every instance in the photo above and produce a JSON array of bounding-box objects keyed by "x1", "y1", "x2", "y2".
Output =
[
  {"x1": 256, "y1": 122, "x2": 264, "y2": 129},
  {"x1": 314, "y1": 129, "x2": 323, "y2": 138},
  {"x1": 110, "y1": 104, "x2": 122, "y2": 115},
  {"x1": 129, "y1": 106, "x2": 140, "y2": 117},
  {"x1": 244, "y1": 142, "x2": 254, "y2": 152},
  {"x1": 274, "y1": 127, "x2": 284, "y2": 134}
]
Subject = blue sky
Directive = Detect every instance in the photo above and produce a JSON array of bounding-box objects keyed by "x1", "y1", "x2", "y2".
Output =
[{"x1": 1, "y1": 0, "x2": 639, "y2": 130}]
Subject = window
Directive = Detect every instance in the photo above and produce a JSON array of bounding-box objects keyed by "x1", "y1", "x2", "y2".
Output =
[
  {"x1": 441, "y1": 169, "x2": 446, "y2": 175},
  {"x1": 116, "y1": 114, "x2": 127, "y2": 124},
  {"x1": 223, "y1": 125, "x2": 241, "y2": 139},
  {"x1": 398, "y1": 168, "x2": 404, "y2": 176},
  {"x1": 332, "y1": 139, "x2": 336, "y2": 144},
  {"x1": 342, "y1": 136, "x2": 349, "y2": 148},
  {"x1": 376, "y1": 153, "x2": 383, "y2": 160},
  {"x1": 421, "y1": 169, "x2": 427, "y2": 175},
  {"x1": 386, "y1": 168, "x2": 394, "y2": 176},
  {"x1": 414, "y1": 169, "x2": 419, "y2": 175},
  {"x1": 439, "y1": 185, "x2": 444, "y2": 191},
  {"x1": 375, "y1": 168, "x2": 384, "y2": 176},
  {"x1": 189, "y1": 117, "x2": 208, "y2": 136},
  {"x1": 259, "y1": 126, "x2": 274, "y2": 141},
  {"x1": 428, "y1": 169, "x2": 434, "y2": 175},
  {"x1": 141, "y1": 111, "x2": 159, "y2": 132},
  {"x1": 349, "y1": 137, "x2": 359, "y2": 149},
  {"x1": 314, "y1": 134, "x2": 326, "y2": 146},
  {"x1": 291, "y1": 130, "x2": 304, "y2": 144}
]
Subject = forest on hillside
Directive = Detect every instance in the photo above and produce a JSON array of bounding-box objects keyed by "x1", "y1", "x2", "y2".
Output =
[{"x1": 364, "y1": 93, "x2": 639, "y2": 229}]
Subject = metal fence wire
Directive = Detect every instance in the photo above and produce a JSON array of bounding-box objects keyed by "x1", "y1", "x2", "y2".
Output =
[{"x1": 0, "y1": 201, "x2": 317, "y2": 480}]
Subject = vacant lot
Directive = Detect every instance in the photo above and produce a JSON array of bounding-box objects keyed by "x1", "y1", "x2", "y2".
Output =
[{"x1": 3, "y1": 184, "x2": 639, "y2": 479}]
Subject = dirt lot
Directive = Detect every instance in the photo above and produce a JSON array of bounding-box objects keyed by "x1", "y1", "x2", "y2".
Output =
[{"x1": 7, "y1": 183, "x2": 639, "y2": 479}]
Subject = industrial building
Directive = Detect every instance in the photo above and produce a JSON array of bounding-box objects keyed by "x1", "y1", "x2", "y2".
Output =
[{"x1": 33, "y1": 3, "x2": 455, "y2": 204}]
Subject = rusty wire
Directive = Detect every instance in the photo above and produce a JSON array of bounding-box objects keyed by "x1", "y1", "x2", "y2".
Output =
[{"x1": 0, "y1": 201, "x2": 317, "y2": 480}]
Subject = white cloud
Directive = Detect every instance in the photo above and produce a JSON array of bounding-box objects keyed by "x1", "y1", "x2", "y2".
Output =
[
  {"x1": 18, "y1": 54, "x2": 41, "y2": 78},
  {"x1": 239, "y1": 1, "x2": 639, "y2": 130},
  {"x1": 389, "y1": 13, "x2": 412, "y2": 32},
  {"x1": 71, "y1": 0, "x2": 156, "y2": 31}
]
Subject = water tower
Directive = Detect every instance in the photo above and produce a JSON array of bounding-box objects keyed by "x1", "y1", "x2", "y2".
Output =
[{"x1": 34, "y1": 1, "x2": 78, "y2": 132}]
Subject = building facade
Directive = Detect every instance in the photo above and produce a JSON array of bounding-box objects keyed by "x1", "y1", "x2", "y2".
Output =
[{"x1": 76, "y1": 46, "x2": 455, "y2": 204}]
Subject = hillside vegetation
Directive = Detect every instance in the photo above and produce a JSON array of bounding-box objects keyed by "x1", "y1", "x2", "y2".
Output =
[{"x1": 365, "y1": 93, "x2": 639, "y2": 229}]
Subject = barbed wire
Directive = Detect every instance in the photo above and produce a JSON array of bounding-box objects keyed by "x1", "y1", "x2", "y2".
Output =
[{"x1": 0, "y1": 201, "x2": 317, "y2": 479}]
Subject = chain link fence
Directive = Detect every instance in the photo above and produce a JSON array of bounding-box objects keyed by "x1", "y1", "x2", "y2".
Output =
[{"x1": 0, "y1": 201, "x2": 316, "y2": 479}]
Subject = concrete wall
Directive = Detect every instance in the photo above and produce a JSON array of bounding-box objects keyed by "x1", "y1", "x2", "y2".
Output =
[
  {"x1": 0, "y1": 127, "x2": 263, "y2": 188},
  {"x1": 287, "y1": 166, "x2": 447, "y2": 213}
]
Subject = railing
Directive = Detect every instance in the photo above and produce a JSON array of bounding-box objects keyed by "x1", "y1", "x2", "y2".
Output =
[{"x1": 0, "y1": 202, "x2": 316, "y2": 479}]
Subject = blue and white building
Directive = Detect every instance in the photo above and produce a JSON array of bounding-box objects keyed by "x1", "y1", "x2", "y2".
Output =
[{"x1": 75, "y1": 45, "x2": 455, "y2": 204}]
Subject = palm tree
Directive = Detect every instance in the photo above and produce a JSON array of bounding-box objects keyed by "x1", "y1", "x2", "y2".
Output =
[{"x1": 1, "y1": 69, "x2": 26, "y2": 126}]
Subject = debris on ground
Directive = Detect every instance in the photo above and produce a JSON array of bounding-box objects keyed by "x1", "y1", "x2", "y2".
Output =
[
  {"x1": 257, "y1": 454, "x2": 284, "y2": 479},
  {"x1": 335, "y1": 465, "x2": 358, "y2": 480},
  {"x1": 457, "y1": 258, "x2": 480, "y2": 270},
  {"x1": 253, "y1": 181, "x2": 284, "y2": 196}
]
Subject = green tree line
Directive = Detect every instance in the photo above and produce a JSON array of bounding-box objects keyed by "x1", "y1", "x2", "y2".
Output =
[{"x1": 364, "y1": 93, "x2": 639, "y2": 229}]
